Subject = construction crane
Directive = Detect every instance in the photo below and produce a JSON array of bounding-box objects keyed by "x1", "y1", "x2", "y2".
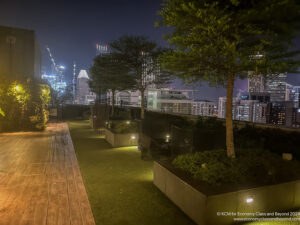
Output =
[{"x1": 46, "y1": 46, "x2": 65, "y2": 82}]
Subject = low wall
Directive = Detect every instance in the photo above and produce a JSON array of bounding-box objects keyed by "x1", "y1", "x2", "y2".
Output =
[
  {"x1": 104, "y1": 127, "x2": 138, "y2": 147},
  {"x1": 154, "y1": 161, "x2": 300, "y2": 225}
]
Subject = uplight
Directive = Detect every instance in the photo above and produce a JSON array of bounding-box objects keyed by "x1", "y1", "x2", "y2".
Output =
[{"x1": 246, "y1": 197, "x2": 253, "y2": 204}]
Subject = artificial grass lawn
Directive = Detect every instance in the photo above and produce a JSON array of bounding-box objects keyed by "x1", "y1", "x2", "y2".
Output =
[
  {"x1": 68, "y1": 120, "x2": 195, "y2": 225},
  {"x1": 244, "y1": 221, "x2": 300, "y2": 225}
]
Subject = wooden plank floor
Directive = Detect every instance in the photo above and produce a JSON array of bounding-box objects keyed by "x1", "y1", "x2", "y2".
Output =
[{"x1": 0, "y1": 123, "x2": 95, "y2": 225}]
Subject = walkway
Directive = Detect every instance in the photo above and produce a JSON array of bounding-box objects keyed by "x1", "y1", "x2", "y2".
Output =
[{"x1": 0, "y1": 123, "x2": 95, "y2": 225}]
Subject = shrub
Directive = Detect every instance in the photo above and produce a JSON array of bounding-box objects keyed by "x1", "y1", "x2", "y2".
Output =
[
  {"x1": 173, "y1": 149, "x2": 300, "y2": 186},
  {"x1": 109, "y1": 120, "x2": 138, "y2": 134},
  {"x1": 0, "y1": 78, "x2": 50, "y2": 132}
]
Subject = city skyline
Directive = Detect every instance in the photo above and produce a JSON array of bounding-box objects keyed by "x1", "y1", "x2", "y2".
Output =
[{"x1": 1, "y1": 0, "x2": 300, "y2": 101}]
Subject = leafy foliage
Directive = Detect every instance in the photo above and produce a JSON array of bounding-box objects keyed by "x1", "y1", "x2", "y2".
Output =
[
  {"x1": 158, "y1": 0, "x2": 300, "y2": 157},
  {"x1": 108, "y1": 120, "x2": 139, "y2": 134},
  {"x1": 109, "y1": 35, "x2": 172, "y2": 118},
  {"x1": 0, "y1": 77, "x2": 50, "y2": 131},
  {"x1": 90, "y1": 53, "x2": 136, "y2": 115},
  {"x1": 0, "y1": 108, "x2": 4, "y2": 117},
  {"x1": 158, "y1": 0, "x2": 300, "y2": 82},
  {"x1": 90, "y1": 53, "x2": 135, "y2": 94},
  {"x1": 173, "y1": 149, "x2": 300, "y2": 186},
  {"x1": 50, "y1": 85, "x2": 73, "y2": 106}
]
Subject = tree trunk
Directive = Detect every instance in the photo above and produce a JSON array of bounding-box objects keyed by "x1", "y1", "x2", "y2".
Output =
[
  {"x1": 225, "y1": 72, "x2": 235, "y2": 158},
  {"x1": 140, "y1": 89, "x2": 145, "y2": 119},
  {"x1": 111, "y1": 90, "x2": 115, "y2": 116}
]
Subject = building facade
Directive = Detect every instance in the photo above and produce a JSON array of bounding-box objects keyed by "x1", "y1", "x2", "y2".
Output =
[
  {"x1": 76, "y1": 70, "x2": 96, "y2": 104},
  {"x1": 267, "y1": 101, "x2": 294, "y2": 126},
  {"x1": 192, "y1": 100, "x2": 217, "y2": 117},
  {"x1": 264, "y1": 73, "x2": 287, "y2": 102},
  {"x1": 147, "y1": 89, "x2": 193, "y2": 115},
  {"x1": 0, "y1": 25, "x2": 41, "y2": 80},
  {"x1": 285, "y1": 83, "x2": 300, "y2": 108},
  {"x1": 218, "y1": 96, "x2": 269, "y2": 124},
  {"x1": 247, "y1": 73, "x2": 265, "y2": 93}
]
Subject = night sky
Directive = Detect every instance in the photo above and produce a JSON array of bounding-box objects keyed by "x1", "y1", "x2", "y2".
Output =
[{"x1": 1, "y1": 0, "x2": 300, "y2": 100}]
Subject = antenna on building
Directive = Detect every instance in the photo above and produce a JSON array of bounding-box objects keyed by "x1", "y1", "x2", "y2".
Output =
[{"x1": 73, "y1": 62, "x2": 76, "y2": 104}]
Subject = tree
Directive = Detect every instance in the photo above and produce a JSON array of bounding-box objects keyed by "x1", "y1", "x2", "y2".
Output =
[
  {"x1": 110, "y1": 35, "x2": 171, "y2": 119},
  {"x1": 50, "y1": 86, "x2": 73, "y2": 107},
  {"x1": 90, "y1": 53, "x2": 135, "y2": 116},
  {"x1": 158, "y1": 0, "x2": 300, "y2": 158}
]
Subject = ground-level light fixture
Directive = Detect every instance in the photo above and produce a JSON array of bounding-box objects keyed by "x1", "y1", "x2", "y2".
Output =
[
  {"x1": 131, "y1": 135, "x2": 136, "y2": 140},
  {"x1": 246, "y1": 197, "x2": 254, "y2": 204},
  {"x1": 126, "y1": 121, "x2": 130, "y2": 124},
  {"x1": 165, "y1": 134, "x2": 170, "y2": 143}
]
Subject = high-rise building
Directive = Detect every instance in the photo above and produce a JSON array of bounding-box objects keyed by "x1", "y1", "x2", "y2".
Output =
[
  {"x1": 41, "y1": 74, "x2": 66, "y2": 94},
  {"x1": 141, "y1": 52, "x2": 161, "y2": 89},
  {"x1": 239, "y1": 92, "x2": 270, "y2": 103},
  {"x1": 147, "y1": 89, "x2": 193, "y2": 114},
  {"x1": 247, "y1": 73, "x2": 265, "y2": 93},
  {"x1": 96, "y1": 43, "x2": 108, "y2": 56},
  {"x1": 267, "y1": 101, "x2": 294, "y2": 126},
  {"x1": 0, "y1": 25, "x2": 41, "y2": 80},
  {"x1": 285, "y1": 83, "x2": 300, "y2": 107},
  {"x1": 218, "y1": 95, "x2": 269, "y2": 124},
  {"x1": 252, "y1": 102, "x2": 268, "y2": 124},
  {"x1": 192, "y1": 100, "x2": 217, "y2": 117},
  {"x1": 77, "y1": 70, "x2": 96, "y2": 104},
  {"x1": 292, "y1": 108, "x2": 300, "y2": 128},
  {"x1": 264, "y1": 73, "x2": 287, "y2": 102},
  {"x1": 218, "y1": 97, "x2": 240, "y2": 119},
  {"x1": 247, "y1": 72, "x2": 288, "y2": 102}
]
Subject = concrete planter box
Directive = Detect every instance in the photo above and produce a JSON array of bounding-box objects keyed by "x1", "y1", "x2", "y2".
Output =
[
  {"x1": 154, "y1": 161, "x2": 300, "y2": 225},
  {"x1": 104, "y1": 127, "x2": 138, "y2": 147}
]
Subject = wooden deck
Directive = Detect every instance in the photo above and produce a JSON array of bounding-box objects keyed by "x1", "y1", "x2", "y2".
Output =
[{"x1": 0, "y1": 123, "x2": 95, "y2": 225}]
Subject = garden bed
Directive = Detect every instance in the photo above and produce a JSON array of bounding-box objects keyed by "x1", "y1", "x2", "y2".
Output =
[
  {"x1": 104, "y1": 127, "x2": 138, "y2": 147},
  {"x1": 154, "y1": 149, "x2": 300, "y2": 225},
  {"x1": 104, "y1": 120, "x2": 139, "y2": 147}
]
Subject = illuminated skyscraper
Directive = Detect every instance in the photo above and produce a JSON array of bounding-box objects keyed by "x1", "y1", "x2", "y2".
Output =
[
  {"x1": 96, "y1": 43, "x2": 108, "y2": 56},
  {"x1": 247, "y1": 72, "x2": 287, "y2": 102},
  {"x1": 264, "y1": 73, "x2": 287, "y2": 102},
  {"x1": 77, "y1": 70, "x2": 96, "y2": 104},
  {"x1": 247, "y1": 72, "x2": 264, "y2": 93},
  {"x1": 285, "y1": 83, "x2": 300, "y2": 107},
  {"x1": 268, "y1": 101, "x2": 294, "y2": 126}
]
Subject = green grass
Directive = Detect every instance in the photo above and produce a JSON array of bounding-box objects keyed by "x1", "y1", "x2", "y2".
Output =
[
  {"x1": 68, "y1": 120, "x2": 195, "y2": 225},
  {"x1": 243, "y1": 221, "x2": 300, "y2": 225}
]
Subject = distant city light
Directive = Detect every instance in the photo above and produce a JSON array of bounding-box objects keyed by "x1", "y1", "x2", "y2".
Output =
[
  {"x1": 41, "y1": 74, "x2": 66, "y2": 94},
  {"x1": 59, "y1": 65, "x2": 65, "y2": 70},
  {"x1": 246, "y1": 197, "x2": 254, "y2": 204}
]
